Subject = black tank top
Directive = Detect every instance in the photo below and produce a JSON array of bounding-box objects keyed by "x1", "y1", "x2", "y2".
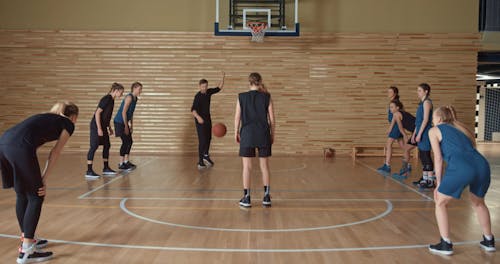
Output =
[
  {"x1": 238, "y1": 90, "x2": 271, "y2": 147},
  {"x1": 401, "y1": 111, "x2": 416, "y2": 132}
]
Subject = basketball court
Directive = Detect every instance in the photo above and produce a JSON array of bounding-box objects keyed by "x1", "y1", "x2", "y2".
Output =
[{"x1": 0, "y1": 0, "x2": 499, "y2": 263}]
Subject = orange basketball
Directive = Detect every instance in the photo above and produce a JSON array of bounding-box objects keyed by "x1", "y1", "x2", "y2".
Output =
[{"x1": 212, "y1": 123, "x2": 227, "y2": 137}]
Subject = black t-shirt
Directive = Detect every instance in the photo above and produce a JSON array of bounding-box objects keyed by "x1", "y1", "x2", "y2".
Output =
[
  {"x1": 0, "y1": 113, "x2": 75, "y2": 148},
  {"x1": 91, "y1": 94, "x2": 114, "y2": 128},
  {"x1": 191, "y1": 87, "x2": 221, "y2": 123},
  {"x1": 238, "y1": 90, "x2": 271, "y2": 147}
]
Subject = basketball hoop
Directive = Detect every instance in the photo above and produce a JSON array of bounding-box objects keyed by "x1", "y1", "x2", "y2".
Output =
[{"x1": 247, "y1": 22, "x2": 267, "y2": 42}]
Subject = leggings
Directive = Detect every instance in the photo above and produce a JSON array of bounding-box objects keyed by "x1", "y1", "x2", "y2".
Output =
[
  {"x1": 16, "y1": 192, "x2": 44, "y2": 239},
  {"x1": 120, "y1": 133, "x2": 133, "y2": 156},
  {"x1": 419, "y1": 150, "x2": 434, "y2": 172},
  {"x1": 87, "y1": 126, "x2": 110, "y2": 161}
]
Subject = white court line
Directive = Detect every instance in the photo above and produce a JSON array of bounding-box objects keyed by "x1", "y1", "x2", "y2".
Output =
[
  {"x1": 355, "y1": 159, "x2": 433, "y2": 201},
  {"x1": 82, "y1": 196, "x2": 429, "y2": 202},
  {"x1": 78, "y1": 158, "x2": 158, "y2": 199},
  {"x1": 215, "y1": 163, "x2": 307, "y2": 173},
  {"x1": 0, "y1": 234, "x2": 481, "y2": 253},
  {"x1": 120, "y1": 198, "x2": 393, "y2": 232}
]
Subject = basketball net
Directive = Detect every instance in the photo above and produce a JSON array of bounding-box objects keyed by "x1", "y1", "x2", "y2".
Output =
[{"x1": 247, "y1": 22, "x2": 267, "y2": 42}]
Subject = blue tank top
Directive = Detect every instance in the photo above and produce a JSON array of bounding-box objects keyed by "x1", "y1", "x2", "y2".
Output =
[
  {"x1": 388, "y1": 107, "x2": 393, "y2": 123},
  {"x1": 437, "y1": 123, "x2": 478, "y2": 163},
  {"x1": 114, "y1": 93, "x2": 137, "y2": 124},
  {"x1": 415, "y1": 98, "x2": 432, "y2": 133}
]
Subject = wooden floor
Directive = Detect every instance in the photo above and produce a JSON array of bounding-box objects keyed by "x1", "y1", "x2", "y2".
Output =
[{"x1": 0, "y1": 145, "x2": 499, "y2": 263}]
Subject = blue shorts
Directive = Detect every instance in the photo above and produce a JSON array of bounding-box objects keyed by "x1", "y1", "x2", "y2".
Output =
[
  {"x1": 417, "y1": 128, "x2": 431, "y2": 151},
  {"x1": 388, "y1": 125, "x2": 402, "y2": 139},
  {"x1": 438, "y1": 155, "x2": 491, "y2": 199}
]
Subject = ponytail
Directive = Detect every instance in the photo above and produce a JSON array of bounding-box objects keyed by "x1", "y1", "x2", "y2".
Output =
[
  {"x1": 435, "y1": 105, "x2": 475, "y2": 147},
  {"x1": 249, "y1": 72, "x2": 269, "y2": 94},
  {"x1": 109, "y1": 82, "x2": 124, "y2": 93},
  {"x1": 50, "y1": 101, "x2": 79, "y2": 118}
]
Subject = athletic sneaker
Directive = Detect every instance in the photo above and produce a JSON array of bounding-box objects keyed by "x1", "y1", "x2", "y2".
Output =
[
  {"x1": 239, "y1": 195, "x2": 251, "y2": 207},
  {"x1": 17, "y1": 244, "x2": 53, "y2": 264},
  {"x1": 203, "y1": 155, "x2": 214, "y2": 167},
  {"x1": 377, "y1": 164, "x2": 391, "y2": 174},
  {"x1": 126, "y1": 161, "x2": 137, "y2": 170},
  {"x1": 398, "y1": 165, "x2": 411, "y2": 177},
  {"x1": 262, "y1": 194, "x2": 271, "y2": 206},
  {"x1": 419, "y1": 180, "x2": 436, "y2": 189},
  {"x1": 19, "y1": 238, "x2": 48, "y2": 252},
  {"x1": 480, "y1": 235, "x2": 496, "y2": 252},
  {"x1": 102, "y1": 167, "x2": 117, "y2": 176},
  {"x1": 84, "y1": 170, "x2": 101, "y2": 179},
  {"x1": 429, "y1": 238, "x2": 453, "y2": 255},
  {"x1": 118, "y1": 163, "x2": 132, "y2": 171},
  {"x1": 412, "y1": 177, "x2": 424, "y2": 185},
  {"x1": 197, "y1": 162, "x2": 207, "y2": 170}
]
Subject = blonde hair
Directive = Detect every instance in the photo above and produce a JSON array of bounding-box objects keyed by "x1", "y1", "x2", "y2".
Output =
[
  {"x1": 434, "y1": 105, "x2": 475, "y2": 147},
  {"x1": 50, "y1": 101, "x2": 79, "y2": 117}
]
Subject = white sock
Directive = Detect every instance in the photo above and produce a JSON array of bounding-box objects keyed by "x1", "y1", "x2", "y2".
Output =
[
  {"x1": 484, "y1": 234, "x2": 493, "y2": 241},
  {"x1": 442, "y1": 237, "x2": 451, "y2": 243},
  {"x1": 22, "y1": 241, "x2": 33, "y2": 252}
]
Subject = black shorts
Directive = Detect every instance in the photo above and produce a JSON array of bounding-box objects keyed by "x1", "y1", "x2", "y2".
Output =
[
  {"x1": 239, "y1": 146, "x2": 272, "y2": 157},
  {"x1": 114, "y1": 122, "x2": 126, "y2": 137},
  {"x1": 90, "y1": 125, "x2": 110, "y2": 146},
  {"x1": 0, "y1": 145, "x2": 43, "y2": 194}
]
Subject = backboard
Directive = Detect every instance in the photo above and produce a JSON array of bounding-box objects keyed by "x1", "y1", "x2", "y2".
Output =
[{"x1": 214, "y1": 0, "x2": 300, "y2": 36}]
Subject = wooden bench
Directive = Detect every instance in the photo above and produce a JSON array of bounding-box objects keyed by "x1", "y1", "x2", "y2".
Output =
[{"x1": 352, "y1": 144, "x2": 418, "y2": 159}]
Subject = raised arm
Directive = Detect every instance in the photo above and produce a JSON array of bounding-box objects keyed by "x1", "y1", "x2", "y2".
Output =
[{"x1": 218, "y1": 71, "x2": 225, "y2": 90}]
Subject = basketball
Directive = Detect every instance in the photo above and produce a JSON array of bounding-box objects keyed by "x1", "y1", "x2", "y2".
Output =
[{"x1": 212, "y1": 123, "x2": 227, "y2": 137}]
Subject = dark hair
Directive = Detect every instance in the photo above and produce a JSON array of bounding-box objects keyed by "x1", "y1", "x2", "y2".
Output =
[
  {"x1": 389, "y1": 86, "x2": 399, "y2": 101},
  {"x1": 131, "y1": 81, "x2": 142, "y2": 92},
  {"x1": 248, "y1": 72, "x2": 268, "y2": 93},
  {"x1": 50, "y1": 101, "x2": 79, "y2": 117},
  {"x1": 199, "y1": 79, "x2": 208, "y2": 86},
  {"x1": 390, "y1": 99, "x2": 404, "y2": 110},
  {"x1": 418, "y1": 83, "x2": 431, "y2": 99},
  {"x1": 109, "y1": 82, "x2": 124, "y2": 93}
]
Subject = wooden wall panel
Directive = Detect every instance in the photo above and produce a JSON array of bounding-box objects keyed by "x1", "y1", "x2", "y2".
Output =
[{"x1": 0, "y1": 30, "x2": 479, "y2": 155}]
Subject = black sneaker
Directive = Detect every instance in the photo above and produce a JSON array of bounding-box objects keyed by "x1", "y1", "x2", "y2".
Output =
[
  {"x1": 419, "y1": 180, "x2": 436, "y2": 189},
  {"x1": 239, "y1": 195, "x2": 251, "y2": 207},
  {"x1": 17, "y1": 251, "x2": 53, "y2": 264},
  {"x1": 34, "y1": 239, "x2": 48, "y2": 250},
  {"x1": 17, "y1": 244, "x2": 53, "y2": 264},
  {"x1": 197, "y1": 162, "x2": 207, "y2": 170},
  {"x1": 203, "y1": 155, "x2": 214, "y2": 167},
  {"x1": 126, "y1": 161, "x2": 137, "y2": 170},
  {"x1": 18, "y1": 238, "x2": 48, "y2": 253},
  {"x1": 412, "y1": 177, "x2": 423, "y2": 185},
  {"x1": 102, "y1": 167, "x2": 117, "y2": 176},
  {"x1": 429, "y1": 238, "x2": 453, "y2": 255},
  {"x1": 480, "y1": 236, "x2": 496, "y2": 252},
  {"x1": 262, "y1": 194, "x2": 271, "y2": 206},
  {"x1": 118, "y1": 163, "x2": 132, "y2": 171},
  {"x1": 84, "y1": 170, "x2": 101, "y2": 180}
]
